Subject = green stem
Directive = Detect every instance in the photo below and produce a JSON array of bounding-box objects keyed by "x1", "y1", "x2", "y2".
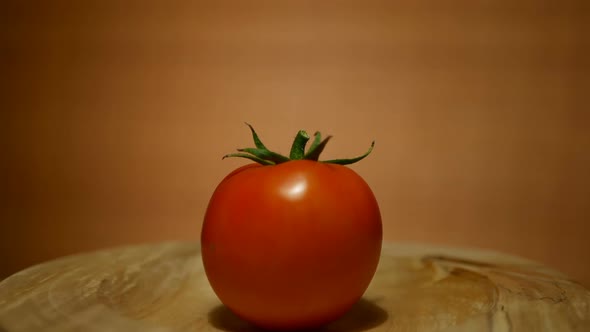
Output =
[
  {"x1": 222, "y1": 153, "x2": 274, "y2": 165},
  {"x1": 289, "y1": 130, "x2": 310, "y2": 160},
  {"x1": 306, "y1": 132, "x2": 322, "y2": 154},
  {"x1": 245, "y1": 122, "x2": 267, "y2": 149},
  {"x1": 222, "y1": 124, "x2": 375, "y2": 166},
  {"x1": 321, "y1": 141, "x2": 375, "y2": 165},
  {"x1": 303, "y1": 136, "x2": 332, "y2": 161},
  {"x1": 237, "y1": 148, "x2": 290, "y2": 164}
]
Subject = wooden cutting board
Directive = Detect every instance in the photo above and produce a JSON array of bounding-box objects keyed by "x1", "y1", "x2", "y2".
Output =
[{"x1": 0, "y1": 242, "x2": 589, "y2": 332}]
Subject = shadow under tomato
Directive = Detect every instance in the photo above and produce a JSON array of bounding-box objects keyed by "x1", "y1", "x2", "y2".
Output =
[{"x1": 208, "y1": 297, "x2": 389, "y2": 332}]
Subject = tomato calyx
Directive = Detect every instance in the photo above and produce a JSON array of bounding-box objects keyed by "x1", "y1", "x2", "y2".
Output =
[{"x1": 222, "y1": 123, "x2": 375, "y2": 166}]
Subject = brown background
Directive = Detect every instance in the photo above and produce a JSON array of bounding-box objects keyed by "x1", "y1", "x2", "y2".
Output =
[{"x1": 2, "y1": 1, "x2": 589, "y2": 285}]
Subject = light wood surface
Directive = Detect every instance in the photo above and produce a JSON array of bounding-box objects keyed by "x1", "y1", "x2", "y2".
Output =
[{"x1": 0, "y1": 242, "x2": 589, "y2": 332}]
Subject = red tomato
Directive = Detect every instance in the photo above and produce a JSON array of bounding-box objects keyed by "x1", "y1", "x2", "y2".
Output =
[{"x1": 201, "y1": 159, "x2": 382, "y2": 330}]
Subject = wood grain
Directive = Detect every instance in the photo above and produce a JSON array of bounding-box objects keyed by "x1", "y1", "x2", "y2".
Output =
[{"x1": 0, "y1": 242, "x2": 589, "y2": 331}]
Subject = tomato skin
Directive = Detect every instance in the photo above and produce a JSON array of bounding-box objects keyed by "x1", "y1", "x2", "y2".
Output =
[{"x1": 201, "y1": 160, "x2": 382, "y2": 330}]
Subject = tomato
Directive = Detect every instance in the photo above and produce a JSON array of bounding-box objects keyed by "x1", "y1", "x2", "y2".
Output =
[{"x1": 201, "y1": 125, "x2": 382, "y2": 330}]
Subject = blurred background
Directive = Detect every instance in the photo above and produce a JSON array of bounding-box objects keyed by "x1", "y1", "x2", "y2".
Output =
[{"x1": 1, "y1": 1, "x2": 589, "y2": 285}]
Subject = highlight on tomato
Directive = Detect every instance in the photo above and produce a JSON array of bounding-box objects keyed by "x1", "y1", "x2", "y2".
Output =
[{"x1": 201, "y1": 124, "x2": 382, "y2": 331}]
